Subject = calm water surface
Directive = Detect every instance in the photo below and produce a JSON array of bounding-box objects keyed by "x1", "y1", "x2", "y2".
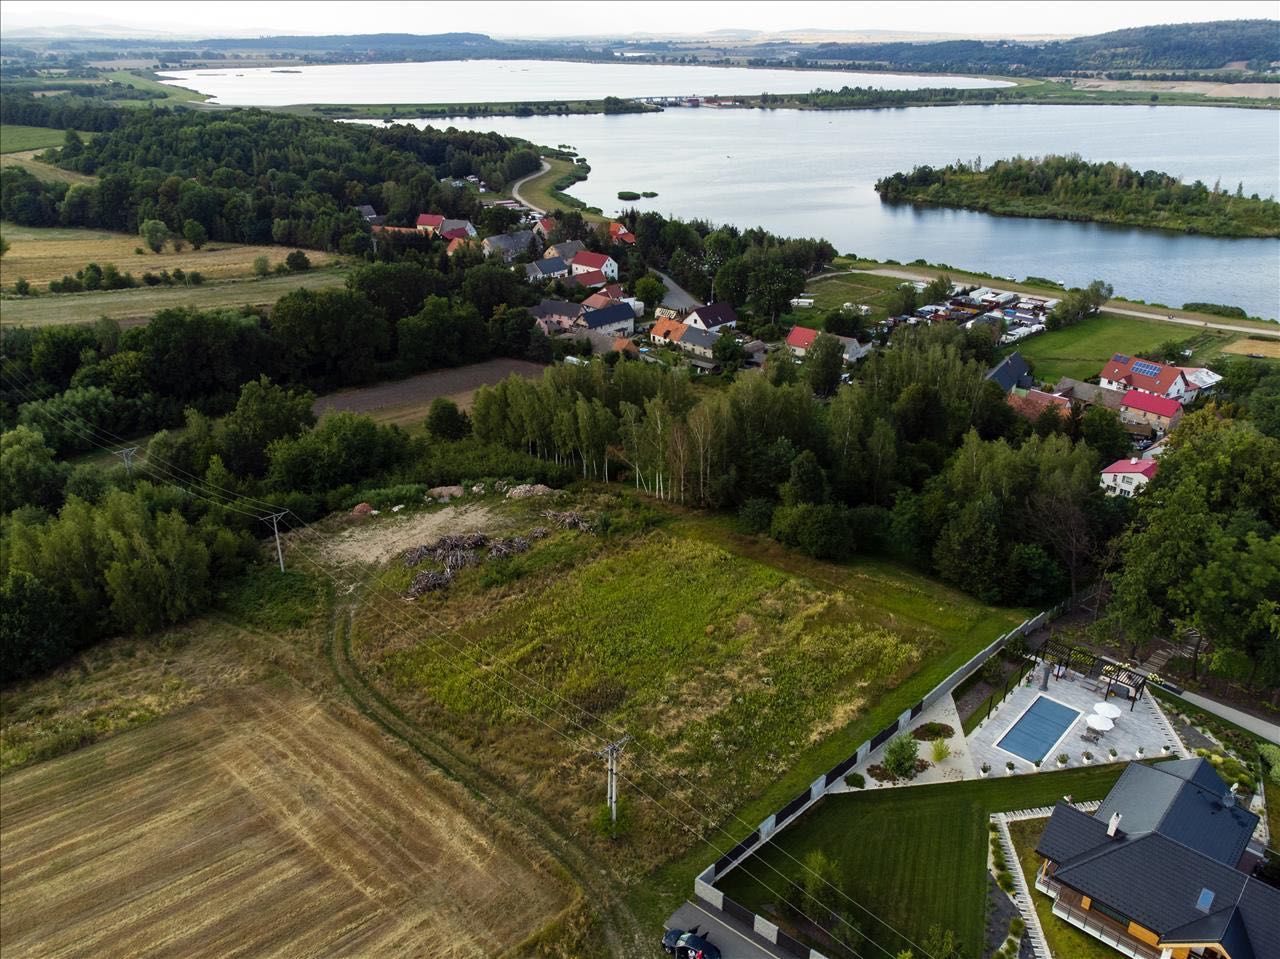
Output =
[
  {"x1": 158, "y1": 59, "x2": 1009, "y2": 106},
  {"x1": 393, "y1": 105, "x2": 1280, "y2": 318}
]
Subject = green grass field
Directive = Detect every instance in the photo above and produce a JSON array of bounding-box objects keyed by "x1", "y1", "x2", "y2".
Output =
[
  {"x1": 1008, "y1": 817, "x2": 1126, "y2": 959},
  {"x1": 719, "y1": 767, "x2": 1125, "y2": 959},
  {"x1": 101, "y1": 70, "x2": 210, "y2": 106},
  {"x1": 802, "y1": 271, "x2": 904, "y2": 327},
  {"x1": 1009, "y1": 312, "x2": 1236, "y2": 384},
  {"x1": 0, "y1": 267, "x2": 350, "y2": 328},
  {"x1": 514, "y1": 156, "x2": 607, "y2": 222},
  {"x1": 0, "y1": 125, "x2": 72, "y2": 154}
]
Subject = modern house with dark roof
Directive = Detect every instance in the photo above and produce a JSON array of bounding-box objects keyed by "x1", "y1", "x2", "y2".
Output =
[
  {"x1": 986, "y1": 351, "x2": 1034, "y2": 393},
  {"x1": 576, "y1": 302, "x2": 635, "y2": 336},
  {"x1": 685, "y1": 303, "x2": 738, "y2": 331},
  {"x1": 1035, "y1": 758, "x2": 1275, "y2": 959},
  {"x1": 483, "y1": 230, "x2": 537, "y2": 262},
  {"x1": 524, "y1": 256, "x2": 569, "y2": 282}
]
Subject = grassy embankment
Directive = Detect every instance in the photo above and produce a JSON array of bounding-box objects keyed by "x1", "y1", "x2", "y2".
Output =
[
  {"x1": 513, "y1": 155, "x2": 608, "y2": 222},
  {"x1": 719, "y1": 767, "x2": 1125, "y2": 958},
  {"x1": 1, "y1": 225, "x2": 346, "y2": 327},
  {"x1": 101, "y1": 69, "x2": 211, "y2": 107},
  {"x1": 0, "y1": 124, "x2": 76, "y2": 154},
  {"x1": 297, "y1": 99, "x2": 659, "y2": 120}
]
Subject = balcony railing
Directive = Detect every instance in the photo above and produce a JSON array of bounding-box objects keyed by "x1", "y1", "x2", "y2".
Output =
[{"x1": 1051, "y1": 898, "x2": 1162, "y2": 959}]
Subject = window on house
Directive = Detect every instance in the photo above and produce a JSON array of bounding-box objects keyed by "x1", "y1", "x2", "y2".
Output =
[{"x1": 1090, "y1": 900, "x2": 1131, "y2": 927}]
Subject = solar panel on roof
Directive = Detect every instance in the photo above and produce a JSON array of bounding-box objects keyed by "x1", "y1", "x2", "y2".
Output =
[
  {"x1": 1132, "y1": 361, "x2": 1163, "y2": 377},
  {"x1": 1113, "y1": 354, "x2": 1131, "y2": 364}
]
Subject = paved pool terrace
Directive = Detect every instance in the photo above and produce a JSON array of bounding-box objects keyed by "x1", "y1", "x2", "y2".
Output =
[{"x1": 968, "y1": 665, "x2": 1186, "y2": 774}]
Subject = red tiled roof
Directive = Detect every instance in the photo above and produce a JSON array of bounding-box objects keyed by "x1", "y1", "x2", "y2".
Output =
[
  {"x1": 1006, "y1": 388, "x2": 1071, "y2": 422},
  {"x1": 440, "y1": 227, "x2": 470, "y2": 240},
  {"x1": 537, "y1": 216, "x2": 556, "y2": 232},
  {"x1": 786, "y1": 326, "x2": 820, "y2": 350},
  {"x1": 572, "y1": 251, "x2": 613, "y2": 270},
  {"x1": 1121, "y1": 390, "x2": 1182, "y2": 419},
  {"x1": 650, "y1": 317, "x2": 689, "y2": 343},
  {"x1": 569, "y1": 269, "x2": 607, "y2": 287},
  {"x1": 609, "y1": 222, "x2": 636, "y2": 244},
  {"x1": 582, "y1": 291, "x2": 619, "y2": 310},
  {"x1": 1100, "y1": 354, "x2": 1185, "y2": 395},
  {"x1": 446, "y1": 237, "x2": 475, "y2": 255},
  {"x1": 1102, "y1": 458, "x2": 1159, "y2": 478},
  {"x1": 600, "y1": 282, "x2": 624, "y2": 299},
  {"x1": 416, "y1": 213, "x2": 445, "y2": 228}
]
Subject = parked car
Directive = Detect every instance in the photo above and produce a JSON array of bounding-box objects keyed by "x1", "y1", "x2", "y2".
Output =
[{"x1": 662, "y1": 927, "x2": 721, "y2": 959}]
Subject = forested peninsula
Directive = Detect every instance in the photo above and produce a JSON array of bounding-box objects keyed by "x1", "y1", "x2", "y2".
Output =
[{"x1": 875, "y1": 155, "x2": 1280, "y2": 238}]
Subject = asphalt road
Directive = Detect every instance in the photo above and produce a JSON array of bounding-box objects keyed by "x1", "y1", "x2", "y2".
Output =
[
  {"x1": 666, "y1": 901, "x2": 788, "y2": 959},
  {"x1": 510, "y1": 159, "x2": 551, "y2": 215},
  {"x1": 654, "y1": 269, "x2": 702, "y2": 310}
]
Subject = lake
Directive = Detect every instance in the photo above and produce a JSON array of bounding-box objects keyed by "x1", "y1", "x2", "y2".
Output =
[
  {"x1": 157, "y1": 59, "x2": 1010, "y2": 106},
  {"x1": 381, "y1": 105, "x2": 1280, "y2": 318}
]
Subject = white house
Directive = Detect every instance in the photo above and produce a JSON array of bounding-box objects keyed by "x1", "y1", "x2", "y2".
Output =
[
  {"x1": 1100, "y1": 458, "x2": 1158, "y2": 497},
  {"x1": 570, "y1": 251, "x2": 618, "y2": 281},
  {"x1": 1099, "y1": 354, "x2": 1191, "y2": 404}
]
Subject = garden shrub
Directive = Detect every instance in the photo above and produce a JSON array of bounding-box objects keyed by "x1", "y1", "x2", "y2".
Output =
[
  {"x1": 931, "y1": 737, "x2": 951, "y2": 763},
  {"x1": 845, "y1": 771, "x2": 865, "y2": 789},
  {"x1": 883, "y1": 734, "x2": 920, "y2": 779},
  {"x1": 911, "y1": 721, "x2": 955, "y2": 741},
  {"x1": 1259, "y1": 743, "x2": 1280, "y2": 784}
]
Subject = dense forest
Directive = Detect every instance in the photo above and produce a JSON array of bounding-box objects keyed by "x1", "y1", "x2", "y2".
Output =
[
  {"x1": 799, "y1": 20, "x2": 1280, "y2": 74},
  {"x1": 0, "y1": 107, "x2": 542, "y2": 249},
  {"x1": 875, "y1": 155, "x2": 1280, "y2": 238}
]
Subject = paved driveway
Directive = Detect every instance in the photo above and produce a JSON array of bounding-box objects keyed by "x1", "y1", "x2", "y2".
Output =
[{"x1": 665, "y1": 901, "x2": 790, "y2": 959}]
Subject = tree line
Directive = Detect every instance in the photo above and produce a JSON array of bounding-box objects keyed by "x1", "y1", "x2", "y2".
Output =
[
  {"x1": 875, "y1": 155, "x2": 1280, "y2": 238},
  {"x1": 0, "y1": 106, "x2": 542, "y2": 250}
]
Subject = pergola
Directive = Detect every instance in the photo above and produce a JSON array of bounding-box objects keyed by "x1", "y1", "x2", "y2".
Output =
[{"x1": 1036, "y1": 638, "x2": 1149, "y2": 711}]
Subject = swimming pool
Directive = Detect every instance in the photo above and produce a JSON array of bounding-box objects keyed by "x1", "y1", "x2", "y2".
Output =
[{"x1": 997, "y1": 696, "x2": 1081, "y2": 763}]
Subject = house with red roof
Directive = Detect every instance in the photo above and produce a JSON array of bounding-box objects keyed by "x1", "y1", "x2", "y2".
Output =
[
  {"x1": 445, "y1": 236, "x2": 477, "y2": 257},
  {"x1": 534, "y1": 216, "x2": 557, "y2": 240},
  {"x1": 1007, "y1": 387, "x2": 1072, "y2": 423},
  {"x1": 570, "y1": 251, "x2": 618, "y2": 281},
  {"x1": 416, "y1": 213, "x2": 445, "y2": 233},
  {"x1": 1119, "y1": 390, "x2": 1183, "y2": 435},
  {"x1": 650, "y1": 317, "x2": 689, "y2": 347},
  {"x1": 785, "y1": 326, "x2": 820, "y2": 356},
  {"x1": 566, "y1": 269, "x2": 608, "y2": 289},
  {"x1": 608, "y1": 222, "x2": 636, "y2": 244},
  {"x1": 1099, "y1": 354, "x2": 1190, "y2": 404},
  {"x1": 1100, "y1": 458, "x2": 1158, "y2": 497}
]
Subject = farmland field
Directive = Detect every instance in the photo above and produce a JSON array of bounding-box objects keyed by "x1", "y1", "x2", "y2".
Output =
[
  {"x1": 0, "y1": 688, "x2": 569, "y2": 958},
  {"x1": 1222, "y1": 336, "x2": 1280, "y2": 359},
  {"x1": 0, "y1": 224, "x2": 340, "y2": 287},
  {"x1": 719, "y1": 767, "x2": 1125, "y2": 959},
  {"x1": 1008, "y1": 312, "x2": 1235, "y2": 383},
  {"x1": 0, "y1": 124, "x2": 72, "y2": 154},
  {"x1": 0, "y1": 149, "x2": 97, "y2": 185},
  {"x1": 315, "y1": 358, "x2": 546, "y2": 425},
  {"x1": 0, "y1": 268, "x2": 351, "y2": 328}
]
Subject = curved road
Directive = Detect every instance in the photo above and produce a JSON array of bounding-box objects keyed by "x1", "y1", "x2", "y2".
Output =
[
  {"x1": 814, "y1": 268, "x2": 1280, "y2": 339},
  {"x1": 511, "y1": 159, "x2": 551, "y2": 215}
]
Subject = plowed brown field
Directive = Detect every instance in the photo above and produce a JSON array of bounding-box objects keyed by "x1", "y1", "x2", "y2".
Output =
[{"x1": 0, "y1": 688, "x2": 569, "y2": 958}]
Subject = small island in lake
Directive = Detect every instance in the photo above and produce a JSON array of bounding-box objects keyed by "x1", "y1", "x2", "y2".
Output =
[{"x1": 875, "y1": 154, "x2": 1280, "y2": 238}]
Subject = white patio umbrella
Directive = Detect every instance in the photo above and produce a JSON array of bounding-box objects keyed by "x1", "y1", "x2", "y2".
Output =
[
  {"x1": 1087, "y1": 714, "x2": 1114, "y2": 732},
  {"x1": 1094, "y1": 702, "x2": 1123, "y2": 720}
]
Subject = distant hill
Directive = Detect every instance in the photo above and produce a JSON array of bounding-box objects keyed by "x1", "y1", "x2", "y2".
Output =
[{"x1": 802, "y1": 20, "x2": 1280, "y2": 73}]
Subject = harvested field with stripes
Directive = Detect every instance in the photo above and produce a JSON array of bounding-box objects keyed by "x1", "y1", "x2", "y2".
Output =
[{"x1": 0, "y1": 687, "x2": 570, "y2": 958}]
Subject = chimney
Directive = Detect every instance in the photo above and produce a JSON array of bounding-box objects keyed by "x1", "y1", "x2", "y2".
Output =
[
  {"x1": 1130, "y1": 457, "x2": 1139, "y2": 464},
  {"x1": 1107, "y1": 812, "x2": 1122, "y2": 837}
]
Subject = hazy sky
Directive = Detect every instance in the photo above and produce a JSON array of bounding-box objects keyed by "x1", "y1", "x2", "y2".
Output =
[{"x1": 3, "y1": 0, "x2": 1277, "y2": 39}]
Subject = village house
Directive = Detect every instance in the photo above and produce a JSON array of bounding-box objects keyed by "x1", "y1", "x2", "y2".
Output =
[
  {"x1": 445, "y1": 236, "x2": 477, "y2": 257},
  {"x1": 985, "y1": 352, "x2": 1034, "y2": 393},
  {"x1": 576, "y1": 302, "x2": 635, "y2": 337},
  {"x1": 1120, "y1": 390, "x2": 1184, "y2": 435},
  {"x1": 417, "y1": 215, "x2": 477, "y2": 238},
  {"x1": 529, "y1": 299, "x2": 584, "y2": 336},
  {"x1": 685, "y1": 302, "x2": 738, "y2": 331},
  {"x1": 534, "y1": 216, "x2": 557, "y2": 240},
  {"x1": 677, "y1": 326, "x2": 719, "y2": 359},
  {"x1": 525, "y1": 256, "x2": 569, "y2": 282},
  {"x1": 608, "y1": 222, "x2": 636, "y2": 244},
  {"x1": 544, "y1": 240, "x2": 586, "y2": 262},
  {"x1": 483, "y1": 230, "x2": 537, "y2": 262},
  {"x1": 1006, "y1": 387, "x2": 1072, "y2": 422},
  {"x1": 1054, "y1": 377, "x2": 1125, "y2": 410},
  {"x1": 1100, "y1": 457, "x2": 1159, "y2": 496},
  {"x1": 1034, "y1": 758, "x2": 1276, "y2": 958},
  {"x1": 1099, "y1": 354, "x2": 1191, "y2": 404},
  {"x1": 1178, "y1": 366, "x2": 1224, "y2": 403},
  {"x1": 565, "y1": 269, "x2": 608, "y2": 289},
  {"x1": 785, "y1": 326, "x2": 870, "y2": 363},
  {"x1": 571, "y1": 251, "x2": 619, "y2": 281},
  {"x1": 355, "y1": 204, "x2": 384, "y2": 225},
  {"x1": 650, "y1": 316, "x2": 689, "y2": 347}
]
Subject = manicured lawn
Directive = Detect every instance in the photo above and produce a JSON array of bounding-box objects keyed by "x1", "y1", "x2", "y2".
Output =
[
  {"x1": 1010, "y1": 312, "x2": 1234, "y2": 384},
  {"x1": 1008, "y1": 817, "x2": 1124, "y2": 959},
  {"x1": 0, "y1": 124, "x2": 74, "y2": 154},
  {"x1": 718, "y1": 766, "x2": 1125, "y2": 959}
]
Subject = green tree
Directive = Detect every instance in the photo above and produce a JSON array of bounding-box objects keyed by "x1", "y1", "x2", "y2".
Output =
[
  {"x1": 922, "y1": 273, "x2": 953, "y2": 304},
  {"x1": 780, "y1": 449, "x2": 829, "y2": 505},
  {"x1": 285, "y1": 249, "x2": 311, "y2": 272},
  {"x1": 182, "y1": 219, "x2": 208, "y2": 250},
  {"x1": 712, "y1": 330, "x2": 746, "y2": 372},
  {"x1": 218, "y1": 376, "x2": 317, "y2": 477},
  {"x1": 633, "y1": 274, "x2": 665, "y2": 309},
  {"x1": 883, "y1": 734, "x2": 920, "y2": 779},
  {"x1": 747, "y1": 259, "x2": 805, "y2": 323},
  {"x1": 139, "y1": 218, "x2": 169, "y2": 253},
  {"x1": 0, "y1": 571, "x2": 75, "y2": 682},
  {"x1": 1, "y1": 425, "x2": 68, "y2": 512},
  {"x1": 1080, "y1": 405, "x2": 1131, "y2": 464},
  {"x1": 252, "y1": 255, "x2": 270, "y2": 277},
  {"x1": 425, "y1": 398, "x2": 472, "y2": 440},
  {"x1": 713, "y1": 256, "x2": 752, "y2": 308},
  {"x1": 803, "y1": 333, "x2": 844, "y2": 397}
]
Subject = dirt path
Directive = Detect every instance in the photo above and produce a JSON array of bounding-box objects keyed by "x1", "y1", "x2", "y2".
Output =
[
  {"x1": 825, "y1": 267, "x2": 1280, "y2": 338},
  {"x1": 511, "y1": 159, "x2": 551, "y2": 215},
  {"x1": 326, "y1": 602, "x2": 647, "y2": 956}
]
